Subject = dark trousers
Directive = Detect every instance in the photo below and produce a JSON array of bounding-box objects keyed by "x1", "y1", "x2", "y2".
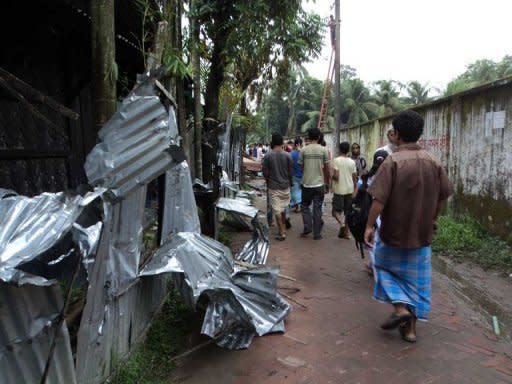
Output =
[{"x1": 301, "y1": 186, "x2": 325, "y2": 237}]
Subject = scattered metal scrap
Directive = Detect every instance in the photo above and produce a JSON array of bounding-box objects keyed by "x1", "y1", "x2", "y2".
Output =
[{"x1": 140, "y1": 232, "x2": 291, "y2": 349}]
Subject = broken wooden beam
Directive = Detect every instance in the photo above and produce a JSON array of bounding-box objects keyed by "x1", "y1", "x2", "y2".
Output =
[
  {"x1": 0, "y1": 67, "x2": 79, "y2": 120},
  {"x1": 0, "y1": 77, "x2": 65, "y2": 138}
]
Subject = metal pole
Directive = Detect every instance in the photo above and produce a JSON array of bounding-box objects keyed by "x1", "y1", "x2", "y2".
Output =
[{"x1": 333, "y1": 0, "x2": 341, "y2": 154}]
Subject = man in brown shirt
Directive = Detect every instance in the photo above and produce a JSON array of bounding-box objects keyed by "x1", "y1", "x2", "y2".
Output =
[{"x1": 364, "y1": 110, "x2": 453, "y2": 343}]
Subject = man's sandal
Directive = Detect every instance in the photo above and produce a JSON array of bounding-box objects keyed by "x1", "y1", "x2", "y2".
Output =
[{"x1": 380, "y1": 312, "x2": 412, "y2": 330}]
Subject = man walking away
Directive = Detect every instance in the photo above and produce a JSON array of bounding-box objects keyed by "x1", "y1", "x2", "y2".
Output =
[
  {"x1": 290, "y1": 138, "x2": 303, "y2": 213},
  {"x1": 262, "y1": 133, "x2": 293, "y2": 241},
  {"x1": 364, "y1": 110, "x2": 454, "y2": 343},
  {"x1": 331, "y1": 141, "x2": 357, "y2": 239},
  {"x1": 351, "y1": 143, "x2": 367, "y2": 176},
  {"x1": 299, "y1": 128, "x2": 329, "y2": 240}
]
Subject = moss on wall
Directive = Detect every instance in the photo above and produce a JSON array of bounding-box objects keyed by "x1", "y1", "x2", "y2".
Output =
[{"x1": 454, "y1": 192, "x2": 512, "y2": 244}]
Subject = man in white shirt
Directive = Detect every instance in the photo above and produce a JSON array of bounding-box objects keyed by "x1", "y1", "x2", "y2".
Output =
[
  {"x1": 376, "y1": 127, "x2": 398, "y2": 155},
  {"x1": 331, "y1": 141, "x2": 357, "y2": 239}
]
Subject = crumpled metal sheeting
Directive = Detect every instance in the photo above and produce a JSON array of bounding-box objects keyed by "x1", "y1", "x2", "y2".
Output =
[
  {"x1": 217, "y1": 114, "x2": 233, "y2": 172},
  {"x1": 168, "y1": 106, "x2": 180, "y2": 145},
  {"x1": 102, "y1": 187, "x2": 147, "y2": 294},
  {"x1": 234, "y1": 217, "x2": 269, "y2": 265},
  {"x1": 216, "y1": 197, "x2": 258, "y2": 231},
  {"x1": 0, "y1": 188, "x2": 17, "y2": 199},
  {"x1": 0, "y1": 283, "x2": 77, "y2": 383},
  {"x1": 84, "y1": 95, "x2": 174, "y2": 198},
  {"x1": 140, "y1": 232, "x2": 233, "y2": 303},
  {"x1": 0, "y1": 191, "x2": 101, "y2": 285},
  {"x1": 200, "y1": 267, "x2": 291, "y2": 350},
  {"x1": 236, "y1": 190, "x2": 256, "y2": 202},
  {"x1": 161, "y1": 161, "x2": 201, "y2": 243},
  {"x1": 72, "y1": 222, "x2": 103, "y2": 278},
  {"x1": 76, "y1": 270, "x2": 167, "y2": 384},
  {"x1": 139, "y1": 232, "x2": 291, "y2": 349}
]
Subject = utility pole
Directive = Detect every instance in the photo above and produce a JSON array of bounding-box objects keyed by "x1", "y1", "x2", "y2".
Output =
[{"x1": 333, "y1": 0, "x2": 341, "y2": 154}]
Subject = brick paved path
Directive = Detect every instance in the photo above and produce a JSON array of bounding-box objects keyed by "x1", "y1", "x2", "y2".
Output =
[{"x1": 171, "y1": 194, "x2": 512, "y2": 384}]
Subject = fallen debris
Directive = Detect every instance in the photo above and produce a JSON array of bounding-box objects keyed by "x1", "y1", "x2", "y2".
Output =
[
  {"x1": 279, "y1": 291, "x2": 308, "y2": 310},
  {"x1": 235, "y1": 260, "x2": 297, "y2": 282},
  {"x1": 492, "y1": 315, "x2": 501, "y2": 336},
  {"x1": 140, "y1": 232, "x2": 291, "y2": 349}
]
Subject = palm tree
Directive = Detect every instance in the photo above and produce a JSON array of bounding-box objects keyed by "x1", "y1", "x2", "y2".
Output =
[
  {"x1": 341, "y1": 79, "x2": 378, "y2": 126},
  {"x1": 372, "y1": 80, "x2": 403, "y2": 116},
  {"x1": 404, "y1": 81, "x2": 432, "y2": 105}
]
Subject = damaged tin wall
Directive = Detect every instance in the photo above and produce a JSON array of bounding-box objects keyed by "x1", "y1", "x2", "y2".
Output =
[
  {"x1": 76, "y1": 89, "x2": 176, "y2": 384},
  {"x1": 0, "y1": 77, "x2": 280, "y2": 383},
  {"x1": 0, "y1": 190, "x2": 103, "y2": 384},
  {"x1": 0, "y1": 284, "x2": 77, "y2": 384}
]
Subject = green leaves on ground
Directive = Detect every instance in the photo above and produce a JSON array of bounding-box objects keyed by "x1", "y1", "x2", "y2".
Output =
[{"x1": 433, "y1": 215, "x2": 512, "y2": 271}]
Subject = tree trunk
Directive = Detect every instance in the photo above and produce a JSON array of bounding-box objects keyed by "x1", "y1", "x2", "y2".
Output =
[
  {"x1": 174, "y1": 0, "x2": 190, "y2": 165},
  {"x1": 190, "y1": 0, "x2": 202, "y2": 179},
  {"x1": 286, "y1": 95, "x2": 295, "y2": 138},
  {"x1": 204, "y1": 44, "x2": 226, "y2": 120},
  {"x1": 91, "y1": 0, "x2": 116, "y2": 131}
]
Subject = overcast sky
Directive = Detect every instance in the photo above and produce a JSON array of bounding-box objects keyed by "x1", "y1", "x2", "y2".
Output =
[{"x1": 303, "y1": 0, "x2": 512, "y2": 93}]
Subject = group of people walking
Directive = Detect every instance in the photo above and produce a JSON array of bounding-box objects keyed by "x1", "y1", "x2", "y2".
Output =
[{"x1": 261, "y1": 110, "x2": 453, "y2": 343}]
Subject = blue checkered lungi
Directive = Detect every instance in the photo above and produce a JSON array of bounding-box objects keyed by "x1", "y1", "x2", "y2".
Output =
[{"x1": 373, "y1": 236, "x2": 432, "y2": 320}]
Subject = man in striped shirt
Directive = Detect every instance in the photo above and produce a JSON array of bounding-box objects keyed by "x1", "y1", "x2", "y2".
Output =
[{"x1": 298, "y1": 128, "x2": 330, "y2": 240}]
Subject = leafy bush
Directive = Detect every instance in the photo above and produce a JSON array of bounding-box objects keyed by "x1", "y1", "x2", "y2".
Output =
[{"x1": 433, "y1": 215, "x2": 512, "y2": 271}]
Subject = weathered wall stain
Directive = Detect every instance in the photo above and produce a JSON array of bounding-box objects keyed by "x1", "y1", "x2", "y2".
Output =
[{"x1": 323, "y1": 78, "x2": 512, "y2": 243}]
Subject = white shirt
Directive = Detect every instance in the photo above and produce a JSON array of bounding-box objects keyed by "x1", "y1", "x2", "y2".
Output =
[{"x1": 376, "y1": 143, "x2": 396, "y2": 155}]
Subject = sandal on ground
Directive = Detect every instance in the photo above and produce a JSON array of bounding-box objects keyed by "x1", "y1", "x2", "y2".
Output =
[
  {"x1": 275, "y1": 235, "x2": 286, "y2": 241},
  {"x1": 398, "y1": 323, "x2": 417, "y2": 343},
  {"x1": 380, "y1": 312, "x2": 412, "y2": 330}
]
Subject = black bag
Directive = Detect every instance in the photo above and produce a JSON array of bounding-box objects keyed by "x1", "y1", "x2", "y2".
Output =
[{"x1": 346, "y1": 176, "x2": 373, "y2": 258}]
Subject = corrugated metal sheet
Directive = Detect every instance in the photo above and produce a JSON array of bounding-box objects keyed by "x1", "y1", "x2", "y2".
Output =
[
  {"x1": 84, "y1": 95, "x2": 173, "y2": 198},
  {"x1": 0, "y1": 283, "x2": 77, "y2": 384}
]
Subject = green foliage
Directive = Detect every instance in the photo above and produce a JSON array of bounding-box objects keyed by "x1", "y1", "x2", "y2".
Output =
[
  {"x1": 433, "y1": 215, "x2": 512, "y2": 270},
  {"x1": 163, "y1": 47, "x2": 189, "y2": 77},
  {"x1": 403, "y1": 81, "x2": 433, "y2": 106},
  {"x1": 108, "y1": 287, "x2": 196, "y2": 384},
  {"x1": 372, "y1": 80, "x2": 404, "y2": 116},
  {"x1": 217, "y1": 230, "x2": 233, "y2": 248},
  {"x1": 194, "y1": 0, "x2": 324, "y2": 119},
  {"x1": 444, "y1": 55, "x2": 512, "y2": 96},
  {"x1": 341, "y1": 78, "x2": 379, "y2": 125}
]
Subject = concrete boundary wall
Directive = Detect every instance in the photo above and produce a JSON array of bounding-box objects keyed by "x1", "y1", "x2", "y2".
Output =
[{"x1": 323, "y1": 78, "x2": 512, "y2": 242}]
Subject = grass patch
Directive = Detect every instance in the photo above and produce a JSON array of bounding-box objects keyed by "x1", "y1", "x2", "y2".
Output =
[
  {"x1": 433, "y1": 215, "x2": 512, "y2": 271},
  {"x1": 108, "y1": 285, "x2": 197, "y2": 384},
  {"x1": 217, "y1": 229, "x2": 233, "y2": 248}
]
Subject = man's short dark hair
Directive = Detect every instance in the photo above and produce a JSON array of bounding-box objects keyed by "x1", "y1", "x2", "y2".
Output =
[
  {"x1": 339, "y1": 141, "x2": 350, "y2": 154},
  {"x1": 271, "y1": 132, "x2": 283, "y2": 147},
  {"x1": 392, "y1": 110, "x2": 424, "y2": 143},
  {"x1": 307, "y1": 127, "x2": 321, "y2": 141},
  {"x1": 294, "y1": 137, "x2": 303, "y2": 146}
]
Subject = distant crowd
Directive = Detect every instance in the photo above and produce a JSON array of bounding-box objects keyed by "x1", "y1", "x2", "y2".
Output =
[{"x1": 250, "y1": 111, "x2": 453, "y2": 344}]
